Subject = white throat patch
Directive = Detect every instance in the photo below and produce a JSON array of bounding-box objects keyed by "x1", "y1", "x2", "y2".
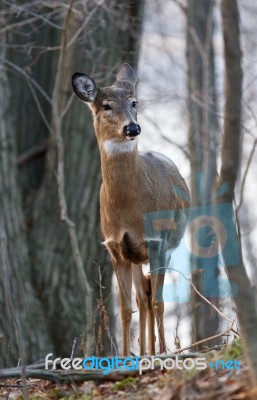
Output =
[{"x1": 103, "y1": 138, "x2": 138, "y2": 155}]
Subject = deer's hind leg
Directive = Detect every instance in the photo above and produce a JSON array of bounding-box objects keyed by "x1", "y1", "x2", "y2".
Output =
[
  {"x1": 145, "y1": 273, "x2": 155, "y2": 355},
  {"x1": 150, "y1": 273, "x2": 166, "y2": 353},
  {"x1": 148, "y1": 238, "x2": 167, "y2": 354}
]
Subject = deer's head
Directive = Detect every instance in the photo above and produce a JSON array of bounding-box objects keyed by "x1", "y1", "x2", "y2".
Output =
[{"x1": 72, "y1": 64, "x2": 141, "y2": 144}]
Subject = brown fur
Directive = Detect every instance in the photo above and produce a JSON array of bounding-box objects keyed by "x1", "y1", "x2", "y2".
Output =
[{"x1": 72, "y1": 64, "x2": 190, "y2": 356}]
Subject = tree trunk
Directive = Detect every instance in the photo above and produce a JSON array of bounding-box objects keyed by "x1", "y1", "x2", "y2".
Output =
[
  {"x1": 0, "y1": 55, "x2": 53, "y2": 368},
  {"x1": 186, "y1": 0, "x2": 220, "y2": 346},
  {"x1": 219, "y1": 0, "x2": 257, "y2": 387}
]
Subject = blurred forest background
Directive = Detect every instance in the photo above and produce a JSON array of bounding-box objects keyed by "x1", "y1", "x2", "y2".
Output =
[{"x1": 0, "y1": 0, "x2": 257, "y2": 387}]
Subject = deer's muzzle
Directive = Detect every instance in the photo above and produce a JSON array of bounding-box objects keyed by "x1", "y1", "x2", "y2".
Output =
[{"x1": 123, "y1": 123, "x2": 141, "y2": 138}]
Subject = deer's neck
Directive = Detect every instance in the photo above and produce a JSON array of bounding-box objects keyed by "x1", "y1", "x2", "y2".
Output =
[{"x1": 99, "y1": 139, "x2": 140, "y2": 190}]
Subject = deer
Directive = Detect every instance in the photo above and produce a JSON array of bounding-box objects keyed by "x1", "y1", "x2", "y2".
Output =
[{"x1": 72, "y1": 63, "x2": 190, "y2": 356}]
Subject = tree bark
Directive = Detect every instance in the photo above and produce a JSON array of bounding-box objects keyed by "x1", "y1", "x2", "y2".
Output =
[
  {"x1": 0, "y1": 54, "x2": 53, "y2": 368},
  {"x1": 219, "y1": 0, "x2": 257, "y2": 387},
  {"x1": 186, "y1": 0, "x2": 220, "y2": 346}
]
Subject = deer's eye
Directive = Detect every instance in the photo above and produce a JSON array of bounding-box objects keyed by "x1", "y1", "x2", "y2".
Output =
[
  {"x1": 103, "y1": 104, "x2": 112, "y2": 111},
  {"x1": 132, "y1": 101, "x2": 137, "y2": 108}
]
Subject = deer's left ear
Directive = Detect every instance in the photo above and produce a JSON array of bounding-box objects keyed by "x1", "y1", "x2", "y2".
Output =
[
  {"x1": 72, "y1": 73, "x2": 98, "y2": 103},
  {"x1": 116, "y1": 63, "x2": 137, "y2": 87}
]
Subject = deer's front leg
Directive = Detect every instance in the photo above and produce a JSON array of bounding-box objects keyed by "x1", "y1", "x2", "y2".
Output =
[
  {"x1": 131, "y1": 264, "x2": 149, "y2": 355},
  {"x1": 113, "y1": 259, "x2": 132, "y2": 356}
]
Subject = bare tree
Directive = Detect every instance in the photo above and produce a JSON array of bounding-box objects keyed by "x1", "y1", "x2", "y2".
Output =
[
  {"x1": 186, "y1": 0, "x2": 220, "y2": 345},
  {"x1": 219, "y1": 0, "x2": 257, "y2": 386}
]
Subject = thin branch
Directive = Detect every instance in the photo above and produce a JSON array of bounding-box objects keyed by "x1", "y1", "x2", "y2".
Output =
[
  {"x1": 172, "y1": 0, "x2": 187, "y2": 14},
  {"x1": 2, "y1": 0, "x2": 63, "y2": 30},
  {"x1": 141, "y1": 113, "x2": 190, "y2": 158},
  {"x1": 160, "y1": 132, "x2": 190, "y2": 158},
  {"x1": 27, "y1": 80, "x2": 52, "y2": 133},
  {"x1": 66, "y1": 3, "x2": 101, "y2": 49},
  {"x1": 173, "y1": 325, "x2": 237, "y2": 354},
  {"x1": 61, "y1": 92, "x2": 75, "y2": 118},
  {"x1": 27, "y1": 46, "x2": 61, "y2": 69},
  {"x1": 0, "y1": 16, "x2": 37, "y2": 34},
  {"x1": 70, "y1": 337, "x2": 77, "y2": 360},
  {"x1": 189, "y1": 278, "x2": 234, "y2": 324},
  {"x1": 0, "y1": 56, "x2": 52, "y2": 105},
  {"x1": 189, "y1": 27, "x2": 205, "y2": 58},
  {"x1": 150, "y1": 266, "x2": 235, "y2": 326},
  {"x1": 190, "y1": 92, "x2": 257, "y2": 139},
  {"x1": 17, "y1": 141, "x2": 48, "y2": 166}
]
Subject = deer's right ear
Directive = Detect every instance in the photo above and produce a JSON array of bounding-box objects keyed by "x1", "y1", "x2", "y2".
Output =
[{"x1": 72, "y1": 73, "x2": 98, "y2": 103}]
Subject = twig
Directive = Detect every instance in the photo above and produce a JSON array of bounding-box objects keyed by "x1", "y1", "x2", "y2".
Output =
[
  {"x1": 173, "y1": 325, "x2": 237, "y2": 354},
  {"x1": 17, "y1": 141, "x2": 48, "y2": 166},
  {"x1": 173, "y1": 306, "x2": 181, "y2": 350},
  {"x1": 27, "y1": 79, "x2": 52, "y2": 133},
  {"x1": 0, "y1": 16, "x2": 38, "y2": 34},
  {"x1": 172, "y1": 0, "x2": 187, "y2": 15},
  {"x1": 66, "y1": 3, "x2": 101, "y2": 49},
  {"x1": 61, "y1": 92, "x2": 75, "y2": 118},
  {"x1": 2, "y1": 0, "x2": 62, "y2": 30},
  {"x1": 189, "y1": 278, "x2": 234, "y2": 324},
  {"x1": 0, "y1": 56, "x2": 52, "y2": 105},
  {"x1": 70, "y1": 338, "x2": 77, "y2": 360},
  {"x1": 141, "y1": 113, "x2": 189, "y2": 158},
  {"x1": 150, "y1": 266, "x2": 235, "y2": 326}
]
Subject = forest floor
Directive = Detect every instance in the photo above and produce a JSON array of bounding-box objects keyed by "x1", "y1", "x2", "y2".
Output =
[{"x1": 1, "y1": 342, "x2": 256, "y2": 400}]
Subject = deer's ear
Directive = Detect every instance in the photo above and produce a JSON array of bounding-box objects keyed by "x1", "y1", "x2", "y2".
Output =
[
  {"x1": 72, "y1": 73, "x2": 98, "y2": 103},
  {"x1": 116, "y1": 63, "x2": 136, "y2": 87}
]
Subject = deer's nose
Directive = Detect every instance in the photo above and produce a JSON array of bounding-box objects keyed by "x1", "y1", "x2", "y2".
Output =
[{"x1": 123, "y1": 122, "x2": 141, "y2": 138}]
